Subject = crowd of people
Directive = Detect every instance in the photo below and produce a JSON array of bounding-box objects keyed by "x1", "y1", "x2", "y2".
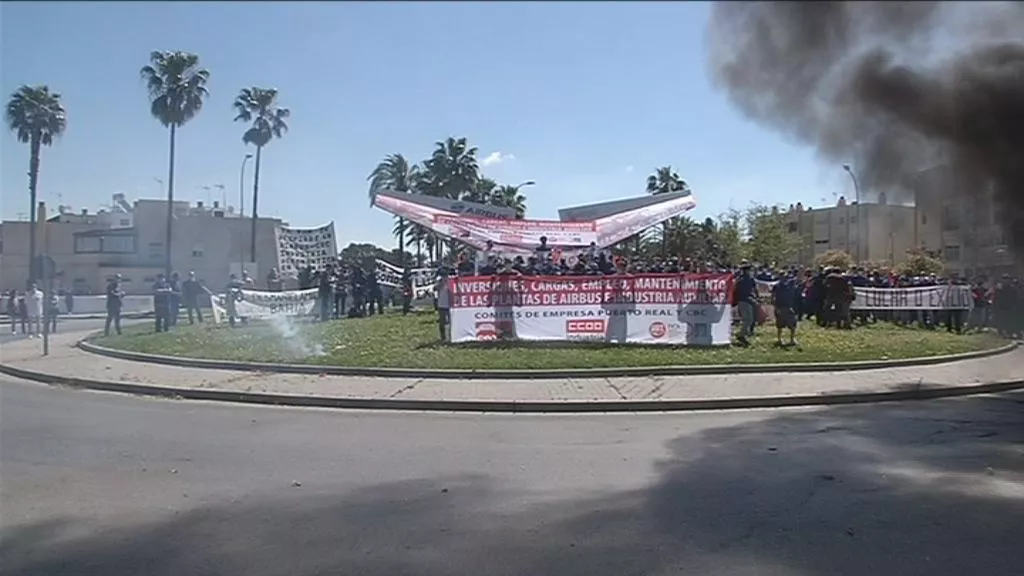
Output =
[
  {"x1": 3, "y1": 284, "x2": 71, "y2": 337},
  {"x1": 6, "y1": 234, "x2": 1021, "y2": 347}
]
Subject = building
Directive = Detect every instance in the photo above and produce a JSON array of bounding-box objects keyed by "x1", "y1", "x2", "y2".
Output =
[
  {"x1": 0, "y1": 195, "x2": 284, "y2": 294},
  {"x1": 782, "y1": 196, "x2": 923, "y2": 268},
  {"x1": 912, "y1": 165, "x2": 1016, "y2": 278}
]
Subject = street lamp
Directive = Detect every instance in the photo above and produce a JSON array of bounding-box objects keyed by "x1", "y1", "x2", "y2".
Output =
[
  {"x1": 240, "y1": 154, "x2": 253, "y2": 266},
  {"x1": 843, "y1": 164, "x2": 862, "y2": 262}
]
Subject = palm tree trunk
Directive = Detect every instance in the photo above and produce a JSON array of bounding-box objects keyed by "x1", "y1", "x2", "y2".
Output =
[
  {"x1": 398, "y1": 218, "x2": 406, "y2": 267},
  {"x1": 249, "y1": 145, "x2": 262, "y2": 264},
  {"x1": 662, "y1": 222, "x2": 668, "y2": 257},
  {"x1": 165, "y1": 124, "x2": 177, "y2": 278},
  {"x1": 27, "y1": 135, "x2": 41, "y2": 284},
  {"x1": 416, "y1": 236, "x2": 422, "y2": 266}
]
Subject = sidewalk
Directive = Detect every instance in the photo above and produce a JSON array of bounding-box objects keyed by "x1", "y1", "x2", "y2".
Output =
[{"x1": 2, "y1": 329, "x2": 1022, "y2": 411}]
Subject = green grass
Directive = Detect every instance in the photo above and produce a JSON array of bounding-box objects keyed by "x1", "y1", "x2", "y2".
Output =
[{"x1": 90, "y1": 311, "x2": 1008, "y2": 370}]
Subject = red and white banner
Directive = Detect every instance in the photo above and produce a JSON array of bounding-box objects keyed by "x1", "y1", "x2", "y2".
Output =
[
  {"x1": 434, "y1": 215, "x2": 598, "y2": 248},
  {"x1": 448, "y1": 273, "x2": 734, "y2": 345}
]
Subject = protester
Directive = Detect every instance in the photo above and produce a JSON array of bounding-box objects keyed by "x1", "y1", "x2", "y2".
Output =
[
  {"x1": 181, "y1": 271, "x2": 205, "y2": 324},
  {"x1": 771, "y1": 270, "x2": 800, "y2": 347},
  {"x1": 152, "y1": 273, "x2": 173, "y2": 333},
  {"x1": 434, "y1": 267, "x2": 452, "y2": 342},
  {"x1": 104, "y1": 274, "x2": 125, "y2": 336},
  {"x1": 732, "y1": 262, "x2": 758, "y2": 346}
]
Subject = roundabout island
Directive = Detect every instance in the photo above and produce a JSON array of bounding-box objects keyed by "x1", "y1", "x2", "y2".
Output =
[{"x1": 86, "y1": 311, "x2": 1008, "y2": 374}]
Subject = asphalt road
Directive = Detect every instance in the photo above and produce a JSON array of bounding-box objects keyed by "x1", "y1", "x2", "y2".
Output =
[{"x1": 2, "y1": 378, "x2": 1023, "y2": 576}]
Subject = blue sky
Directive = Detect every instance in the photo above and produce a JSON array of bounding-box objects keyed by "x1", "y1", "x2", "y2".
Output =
[{"x1": 1, "y1": 1, "x2": 856, "y2": 248}]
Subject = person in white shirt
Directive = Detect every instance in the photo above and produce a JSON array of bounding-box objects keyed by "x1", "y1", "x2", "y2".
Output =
[{"x1": 25, "y1": 282, "x2": 43, "y2": 338}]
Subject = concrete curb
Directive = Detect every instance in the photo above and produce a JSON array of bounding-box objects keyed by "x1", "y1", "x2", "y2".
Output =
[
  {"x1": 76, "y1": 337, "x2": 1021, "y2": 380},
  {"x1": 1, "y1": 361, "x2": 1022, "y2": 413}
]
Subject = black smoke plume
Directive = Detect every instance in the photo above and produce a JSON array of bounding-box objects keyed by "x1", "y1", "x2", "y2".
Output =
[{"x1": 706, "y1": 1, "x2": 1024, "y2": 265}]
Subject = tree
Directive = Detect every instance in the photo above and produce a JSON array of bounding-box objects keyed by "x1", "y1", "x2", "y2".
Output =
[
  {"x1": 468, "y1": 177, "x2": 497, "y2": 204},
  {"x1": 897, "y1": 249, "x2": 945, "y2": 276},
  {"x1": 815, "y1": 249, "x2": 854, "y2": 271},
  {"x1": 714, "y1": 210, "x2": 746, "y2": 266},
  {"x1": 140, "y1": 51, "x2": 210, "y2": 276},
  {"x1": 368, "y1": 153, "x2": 419, "y2": 266},
  {"x1": 420, "y1": 137, "x2": 480, "y2": 261},
  {"x1": 233, "y1": 87, "x2": 290, "y2": 264},
  {"x1": 5, "y1": 85, "x2": 66, "y2": 282},
  {"x1": 491, "y1": 184, "x2": 528, "y2": 219},
  {"x1": 743, "y1": 204, "x2": 804, "y2": 266},
  {"x1": 645, "y1": 166, "x2": 691, "y2": 256},
  {"x1": 339, "y1": 242, "x2": 392, "y2": 272}
]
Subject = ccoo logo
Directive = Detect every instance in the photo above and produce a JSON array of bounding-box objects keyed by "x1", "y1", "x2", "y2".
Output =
[
  {"x1": 566, "y1": 319, "x2": 606, "y2": 333},
  {"x1": 648, "y1": 321, "x2": 667, "y2": 339}
]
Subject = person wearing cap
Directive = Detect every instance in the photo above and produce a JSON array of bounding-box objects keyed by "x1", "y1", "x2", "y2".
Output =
[{"x1": 104, "y1": 274, "x2": 125, "y2": 336}]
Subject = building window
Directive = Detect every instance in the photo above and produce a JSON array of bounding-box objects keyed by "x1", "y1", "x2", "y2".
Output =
[
  {"x1": 942, "y1": 206, "x2": 961, "y2": 231},
  {"x1": 849, "y1": 216, "x2": 857, "y2": 224},
  {"x1": 944, "y1": 245, "x2": 961, "y2": 262},
  {"x1": 148, "y1": 242, "x2": 164, "y2": 261},
  {"x1": 839, "y1": 217, "x2": 845, "y2": 225},
  {"x1": 120, "y1": 218, "x2": 131, "y2": 226},
  {"x1": 921, "y1": 213, "x2": 928, "y2": 226},
  {"x1": 74, "y1": 233, "x2": 136, "y2": 254},
  {"x1": 814, "y1": 239, "x2": 829, "y2": 245},
  {"x1": 192, "y1": 243, "x2": 204, "y2": 258}
]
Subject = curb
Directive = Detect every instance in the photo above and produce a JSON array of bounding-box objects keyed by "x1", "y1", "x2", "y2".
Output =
[
  {"x1": 76, "y1": 337, "x2": 1021, "y2": 380},
  {"x1": 1, "y1": 361, "x2": 1022, "y2": 413}
]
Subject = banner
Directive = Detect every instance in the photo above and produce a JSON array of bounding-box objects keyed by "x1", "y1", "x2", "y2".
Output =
[
  {"x1": 372, "y1": 187, "x2": 698, "y2": 251},
  {"x1": 448, "y1": 273, "x2": 734, "y2": 345},
  {"x1": 594, "y1": 193, "x2": 697, "y2": 247},
  {"x1": 276, "y1": 223, "x2": 338, "y2": 279},
  {"x1": 433, "y1": 215, "x2": 598, "y2": 248},
  {"x1": 755, "y1": 279, "x2": 973, "y2": 310},
  {"x1": 852, "y1": 285, "x2": 973, "y2": 310},
  {"x1": 375, "y1": 259, "x2": 437, "y2": 298},
  {"x1": 210, "y1": 288, "x2": 318, "y2": 323}
]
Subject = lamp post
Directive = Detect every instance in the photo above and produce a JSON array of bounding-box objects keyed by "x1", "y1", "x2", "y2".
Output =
[
  {"x1": 239, "y1": 154, "x2": 253, "y2": 267},
  {"x1": 843, "y1": 164, "x2": 862, "y2": 263}
]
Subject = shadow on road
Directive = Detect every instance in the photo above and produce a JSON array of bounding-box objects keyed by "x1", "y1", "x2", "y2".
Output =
[{"x1": 4, "y1": 392, "x2": 1023, "y2": 576}]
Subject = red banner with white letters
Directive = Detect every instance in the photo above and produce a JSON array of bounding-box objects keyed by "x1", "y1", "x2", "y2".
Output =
[{"x1": 448, "y1": 273, "x2": 734, "y2": 345}]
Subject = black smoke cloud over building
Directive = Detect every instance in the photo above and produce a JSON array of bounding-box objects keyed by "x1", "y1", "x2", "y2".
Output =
[{"x1": 705, "y1": 2, "x2": 1024, "y2": 263}]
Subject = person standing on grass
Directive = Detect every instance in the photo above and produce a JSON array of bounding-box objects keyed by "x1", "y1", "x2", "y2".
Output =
[
  {"x1": 152, "y1": 274, "x2": 172, "y2": 333},
  {"x1": 182, "y1": 271, "x2": 204, "y2": 324},
  {"x1": 168, "y1": 272, "x2": 182, "y2": 327},
  {"x1": 435, "y1": 267, "x2": 452, "y2": 342},
  {"x1": 104, "y1": 274, "x2": 125, "y2": 336},
  {"x1": 732, "y1": 262, "x2": 757, "y2": 346},
  {"x1": 771, "y1": 271, "x2": 800, "y2": 348}
]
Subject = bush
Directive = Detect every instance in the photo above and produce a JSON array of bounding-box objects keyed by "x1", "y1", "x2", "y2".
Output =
[
  {"x1": 814, "y1": 249, "x2": 854, "y2": 270},
  {"x1": 897, "y1": 250, "x2": 945, "y2": 276}
]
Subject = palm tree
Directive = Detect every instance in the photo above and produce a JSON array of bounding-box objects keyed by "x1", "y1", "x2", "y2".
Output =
[
  {"x1": 5, "y1": 85, "x2": 67, "y2": 282},
  {"x1": 368, "y1": 153, "x2": 419, "y2": 265},
  {"x1": 645, "y1": 165, "x2": 691, "y2": 256},
  {"x1": 469, "y1": 177, "x2": 497, "y2": 204},
  {"x1": 233, "y1": 87, "x2": 290, "y2": 264},
  {"x1": 421, "y1": 137, "x2": 480, "y2": 260},
  {"x1": 491, "y1": 184, "x2": 528, "y2": 219},
  {"x1": 140, "y1": 51, "x2": 210, "y2": 276}
]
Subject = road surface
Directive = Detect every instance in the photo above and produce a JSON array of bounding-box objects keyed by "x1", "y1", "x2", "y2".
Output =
[{"x1": 2, "y1": 377, "x2": 1023, "y2": 576}]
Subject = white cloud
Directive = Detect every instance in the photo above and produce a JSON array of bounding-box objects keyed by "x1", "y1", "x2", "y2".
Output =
[
  {"x1": 481, "y1": 151, "x2": 515, "y2": 166},
  {"x1": 624, "y1": 165, "x2": 635, "y2": 173}
]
